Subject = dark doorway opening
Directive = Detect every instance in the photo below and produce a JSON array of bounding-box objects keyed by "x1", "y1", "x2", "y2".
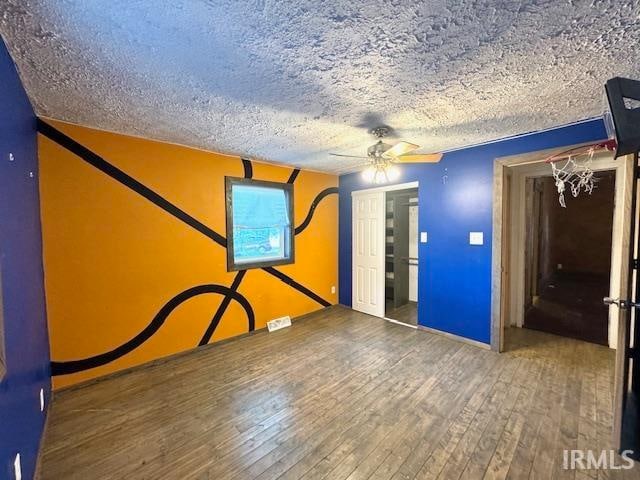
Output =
[
  {"x1": 523, "y1": 170, "x2": 616, "y2": 345},
  {"x1": 384, "y1": 188, "x2": 418, "y2": 326}
]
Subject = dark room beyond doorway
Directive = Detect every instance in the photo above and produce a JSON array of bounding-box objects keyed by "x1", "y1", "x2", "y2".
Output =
[{"x1": 523, "y1": 170, "x2": 616, "y2": 345}]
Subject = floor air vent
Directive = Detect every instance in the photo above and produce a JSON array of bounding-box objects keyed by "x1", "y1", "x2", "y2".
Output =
[{"x1": 267, "y1": 316, "x2": 292, "y2": 332}]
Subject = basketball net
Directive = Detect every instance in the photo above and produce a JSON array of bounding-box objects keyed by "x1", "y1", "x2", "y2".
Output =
[{"x1": 547, "y1": 140, "x2": 617, "y2": 208}]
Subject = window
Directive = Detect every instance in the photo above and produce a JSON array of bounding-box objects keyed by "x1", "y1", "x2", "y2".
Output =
[{"x1": 225, "y1": 177, "x2": 294, "y2": 271}]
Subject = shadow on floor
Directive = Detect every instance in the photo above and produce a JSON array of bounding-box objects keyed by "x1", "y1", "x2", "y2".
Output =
[{"x1": 524, "y1": 271, "x2": 609, "y2": 345}]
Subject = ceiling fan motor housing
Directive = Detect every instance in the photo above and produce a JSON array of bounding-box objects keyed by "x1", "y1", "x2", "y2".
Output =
[{"x1": 369, "y1": 126, "x2": 391, "y2": 138}]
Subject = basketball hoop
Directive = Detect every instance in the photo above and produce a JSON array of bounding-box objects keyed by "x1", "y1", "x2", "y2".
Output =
[{"x1": 546, "y1": 140, "x2": 617, "y2": 208}]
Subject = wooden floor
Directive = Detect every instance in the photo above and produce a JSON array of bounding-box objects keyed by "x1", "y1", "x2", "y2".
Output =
[
  {"x1": 40, "y1": 306, "x2": 639, "y2": 479},
  {"x1": 386, "y1": 301, "x2": 418, "y2": 326}
]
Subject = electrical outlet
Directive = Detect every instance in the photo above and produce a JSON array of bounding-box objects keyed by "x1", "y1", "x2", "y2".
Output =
[
  {"x1": 14, "y1": 453, "x2": 22, "y2": 480},
  {"x1": 331, "y1": 286, "x2": 336, "y2": 294},
  {"x1": 40, "y1": 388, "x2": 45, "y2": 412}
]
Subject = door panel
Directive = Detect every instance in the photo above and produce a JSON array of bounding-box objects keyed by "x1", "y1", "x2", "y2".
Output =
[
  {"x1": 355, "y1": 266, "x2": 364, "y2": 304},
  {"x1": 352, "y1": 191, "x2": 384, "y2": 317}
]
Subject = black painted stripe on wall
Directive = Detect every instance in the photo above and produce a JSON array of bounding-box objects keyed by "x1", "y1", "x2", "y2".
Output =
[
  {"x1": 242, "y1": 158, "x2": 253, "y2": 178},
  {"x1": 38, "y1": 120, "x2": 228, "y2": 248},
  {"x1": 262, "y1": 267, "x2": 331, "y2": 307},
  {"x1": 51, "y1": 284, "x2": 255, "y2": 375},
  {"x1": 295, "y1": 187, "x2": 338, "y2": 235},
  {"x1": 39, "y1": 120, "x2": 333, "y2": 375},
  {"x1": 199, "y1": 270, "x2": 250, "y2": 346},
  {"x1": 287, "y1": 168, "x2": 300, "y2": 184}
]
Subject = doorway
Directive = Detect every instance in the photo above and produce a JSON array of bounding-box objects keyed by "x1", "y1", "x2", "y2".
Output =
[
  {"x1": 494, "y1": 150, "x2": 633, "y2": 350},
  {"x1": 351, "y1": 181, "x2": 419, "y2": 322},
  {"x1": 384, "y1": 188, "x2": 418, "y2": 326},
  {"x1": 522, "y1": 171, "x2": 616, "y2": 345},
  {"x1": 492, "y1": 147, "x2": 637, "y2": 452}
]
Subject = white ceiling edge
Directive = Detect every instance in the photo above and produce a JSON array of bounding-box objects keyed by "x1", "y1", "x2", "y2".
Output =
[
  {"x1": 38, "y1": 115, "x2": 337, "y2": 177},
  {"x1": 1, "y1": 0, "x2": 638, "y2": 173}
]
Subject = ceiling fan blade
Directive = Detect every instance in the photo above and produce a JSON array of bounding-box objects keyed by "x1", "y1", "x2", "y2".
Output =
[
  {"x1": 394, "y1": 153, "x2": 443, "y2": 163},
  {"x1": 382, "y1": 141, "x2": 420, "y2": 158},
  {"x1": 329, "y1": 153, "x2": 370, "y2": 159}
]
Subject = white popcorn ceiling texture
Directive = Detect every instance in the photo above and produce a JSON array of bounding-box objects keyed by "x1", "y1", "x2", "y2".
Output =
[{"x1": 1, "y1": 1, "x2": 639, "y2": 173}]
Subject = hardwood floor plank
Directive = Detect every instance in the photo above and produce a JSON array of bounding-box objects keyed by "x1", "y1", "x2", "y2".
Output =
[{"x1": 37, "y1": 309, "x2": 636, "y2": 480}]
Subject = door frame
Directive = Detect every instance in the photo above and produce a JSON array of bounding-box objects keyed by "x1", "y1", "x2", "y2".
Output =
[
  {"x1": 493, "y1": 146, "x2": 637, "y2": 451},
  {"x1": 351, "y1": 181, "x2": 419, "y2": 321},
  {"x1": 492, "y1": 144, "x2": 635, "y2": 353},
  {"x1": 503, "y1": 153, "x2": 630, "y2": 349}
]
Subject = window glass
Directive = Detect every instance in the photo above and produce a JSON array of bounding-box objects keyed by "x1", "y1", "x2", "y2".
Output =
[{"x1": 226, "y1": 178, "x2": 294, "y2": 271}]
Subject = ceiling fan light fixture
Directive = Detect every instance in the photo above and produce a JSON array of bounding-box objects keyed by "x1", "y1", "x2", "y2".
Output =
[
  {"x1": 386, "y1": 164, "x2": 400, "y2": 182},
  {"x1": 362, "y1": 161, "x2": 400, "y2": 184},
  {"x1": 362, "y1": 165, "x2": 376, "y2": 182}
]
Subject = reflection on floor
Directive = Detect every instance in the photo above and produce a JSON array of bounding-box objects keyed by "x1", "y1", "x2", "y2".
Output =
[
  {"x1": 385, "y1": 301, "x2": 417, "y2": 326},
  {"x1": 524, "y1": 272, "x2": 609, "y2": 345},
  {"x1": 40, "y1": 308, "x2": 627, "y2": 479}
]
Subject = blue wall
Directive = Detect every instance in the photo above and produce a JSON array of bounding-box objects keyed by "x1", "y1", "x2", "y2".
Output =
[
  {"x1": 339, "y1": 120, "x2": 608, "y2": 344},
  {"x1": 0, "y1": 37, "x2": 51, "y2": 480}
]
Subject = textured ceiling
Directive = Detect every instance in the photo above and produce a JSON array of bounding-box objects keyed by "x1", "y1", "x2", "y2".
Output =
[{"x1": 1, "y1": 1, "x2": 638, "y2": 173}]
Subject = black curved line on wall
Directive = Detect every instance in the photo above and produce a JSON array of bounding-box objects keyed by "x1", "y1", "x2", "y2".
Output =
[
  {"x1": 295, "y1": 187, "x2": 339, "y2": 235},
  {"x1": 37, "y1": 120, "x2": 228, "y2": 248},
  {"x1": 199, "y1": 270, "x2": 248, "y2": 346},
  {"x1": 262, "y1": 267, "x2": 331, "y2": 307},
  {"x1": 38, "y1": 120, "x2": 331, "y2": 307},
  {"x1": 51, "y1": 284, "x2": 255, "y2": 376},
  {"x1": 242, "y1": 158, "x2": 253, "y2": 178},
  {"x1": 39, "y1": 121, "x2": 333, "y2": 375},
  {"x1": 287, "y1": 168, "x2": 300, "y2": 184}
]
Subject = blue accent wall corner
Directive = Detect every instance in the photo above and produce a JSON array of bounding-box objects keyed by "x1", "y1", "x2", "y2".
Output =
[
  {"x1": 339, "y1": 119, "x2": 607, "y2": 344},
  {"x1": 0, "y1": 36, "x2": 51, "y2": 480}
]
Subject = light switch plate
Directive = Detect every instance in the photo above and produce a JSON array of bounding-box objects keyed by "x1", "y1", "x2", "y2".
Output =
[
  {"x1": 420, "y1": 232, "x2": 428, "y2": 243},
  {"x1": 469, "y1": 232, "x2": 483, "y2": 245}
]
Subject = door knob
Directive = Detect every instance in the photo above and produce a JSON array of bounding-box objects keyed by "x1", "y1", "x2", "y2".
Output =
[
  {"x1": 603, "y1": 297, "x2": 637, "y2": 309},
  {"x1": 604, "y1": 296, "x2": 622, "y2": 306}
]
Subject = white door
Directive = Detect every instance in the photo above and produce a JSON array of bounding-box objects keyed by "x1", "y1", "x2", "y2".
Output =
[{"x1": 352, "y1": 191, "x2": 385, "y2": 317}]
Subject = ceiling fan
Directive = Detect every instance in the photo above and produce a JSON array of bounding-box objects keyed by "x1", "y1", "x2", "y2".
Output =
[{"x1": 330, "y1": 126, "x2": 442, "y2": 183}]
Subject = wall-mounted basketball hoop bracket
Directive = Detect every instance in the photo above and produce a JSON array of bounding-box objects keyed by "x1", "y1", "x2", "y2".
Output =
[{"x1": 605, "y1": 77, "x2": 640, "y2": 158}]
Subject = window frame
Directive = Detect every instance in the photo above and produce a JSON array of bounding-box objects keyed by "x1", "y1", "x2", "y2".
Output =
[{"x1": 225, "y1": 176, "x2": 295, "y2": 272}]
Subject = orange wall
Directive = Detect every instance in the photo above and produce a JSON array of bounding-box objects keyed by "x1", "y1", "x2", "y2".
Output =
[{"x1": 38, "y1": 120, "x2": 338, "y2": 389}]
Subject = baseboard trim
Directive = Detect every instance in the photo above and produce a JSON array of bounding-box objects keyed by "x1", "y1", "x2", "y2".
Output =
[
  {"x1": 417, "y1": 325, "x2": 491, "y2": 350},
  {"x1": 382, "y1": 317, "x2": 418, "y2": 329}
]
